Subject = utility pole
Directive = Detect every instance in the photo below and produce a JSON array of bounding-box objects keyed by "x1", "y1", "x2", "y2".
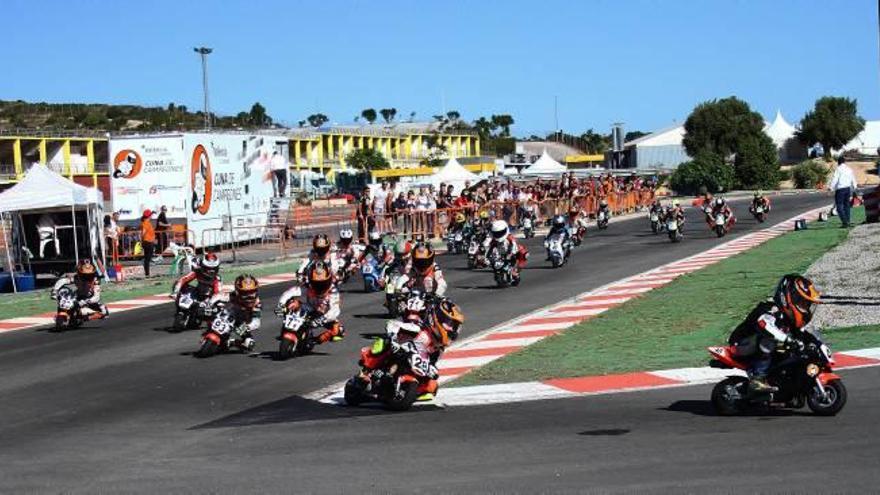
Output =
[
  {"x1": 554, "y1": 95, "x2": 559, "y2": 142},
  {"x1": 193, "y1": 46, "x2": 213, "y2": 129}
]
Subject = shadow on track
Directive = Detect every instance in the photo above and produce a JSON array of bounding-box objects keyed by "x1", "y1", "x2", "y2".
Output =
[
  {"x1": 661, "y1": 400, "x2": 813, "y2": 417},
  {"x1": 191, "y1": 395, "x2": 442, "y2": 429},
  {"x1": 578, "y1": 428, "x2": 631, "y2": 436}
]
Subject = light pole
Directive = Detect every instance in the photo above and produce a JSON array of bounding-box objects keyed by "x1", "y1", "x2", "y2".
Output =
[{"x1": 193, "y1": 46, "x2": 213, "y2": 129}]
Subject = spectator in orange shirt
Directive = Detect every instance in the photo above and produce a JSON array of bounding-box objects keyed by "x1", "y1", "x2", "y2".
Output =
[{"x1": 140, "y1": 210, "x2": 156, "y2": 277}]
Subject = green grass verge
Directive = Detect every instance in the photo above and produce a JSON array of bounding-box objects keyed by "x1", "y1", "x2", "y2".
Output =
[
  {"x1": 453, "y1": 207, "x2": 868, "y2": 386},
  {"x1": 0, "y1": 260, "x2": 299, "y2": 321}
]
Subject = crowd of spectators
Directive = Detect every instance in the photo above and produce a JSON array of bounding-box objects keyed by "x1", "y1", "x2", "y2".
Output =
[{"x1": 356, "y1": 172, "x2": 659, "y2": 239}]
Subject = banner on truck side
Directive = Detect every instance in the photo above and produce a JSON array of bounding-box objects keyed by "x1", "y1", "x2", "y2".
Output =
[{"x1": 109, "y1": 135, "x2": 187, "y2": 221}]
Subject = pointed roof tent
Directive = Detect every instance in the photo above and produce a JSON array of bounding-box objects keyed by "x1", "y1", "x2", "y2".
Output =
[
  {"x1": 525, "y1": 150, "x2": 567, "y2": 174},
  {"x1": 432, "y1": 157, "x2": 479, "y2": 192},
  {"x1": 764, "y1": 110, "x2": 797, "y2": 148},
  {"x1": 0, "y1": 165, "x2": 102, "y2": 212}
]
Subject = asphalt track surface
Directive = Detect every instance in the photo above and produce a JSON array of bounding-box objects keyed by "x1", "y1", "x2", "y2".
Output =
[{"x1": 1, "y1": 192, "x2": 859, "y2": 493}]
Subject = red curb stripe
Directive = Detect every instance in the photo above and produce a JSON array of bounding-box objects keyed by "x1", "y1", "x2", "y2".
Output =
[
  {"x1": 544, "y1": 372, "x2": 682, "y2": 393},
  {"x1": 0, "y1": 322, "x2": 26, "y2": 330},
  {"x1": 580, "y1": 293, "x2": 640, "y2": 302},
  {"x1": 440, "y1": 366, "x2": 475, "y2": 376},
  {"x1": 107, "y1": 303, "x2": 144, "y2": 310},
  {"x1": 834, "y1": 354, "x2": 880, "y2": 367},
  {"x1": 443, "y1": 346, "x2": 522, "y2": 359},
  {"x1": 607, "y1": 281, "x2": 669, "y2": 291},
  {"x1": 519, "y1": 315, "x2": 590, "y2": 326},
  {"x1": 484, "y1": 329, "x2": 559, "y2": 340},
  {"x1": 550, "y1": 302, "x2": 618, "y2": 313}
]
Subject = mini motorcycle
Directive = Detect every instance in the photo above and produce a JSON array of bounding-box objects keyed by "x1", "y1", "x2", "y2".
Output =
[
  {"x1": 171, "y1": 286, "x2": 218, "y2": 332},
  {"x1": 466, "y1": 238, "x2": 487, "y2": 270},
  {"x1": 446, "y1": 231, "x2": 465, "y2": 255},
  {"x1": 384, "y1": 269, "x2": 407, "y2": 317},
  {"x1": 596, "y1": 210, "x2": 609, "y2": 230},
  {"x1": 521, "y1": 216, "x2": 535, "y2": 239},
  {"x1": 707, "y1": 331, "x2": 846, "y2": 416},
  {"x1": 361, "y1": 255, "x2": 384, "y2": 292},
  {"x1": 544, "y1": 233, "x2": 570, "y2": 268},
  {"x1": 488, "y1": 248, "x2": 517, "y2": 287},
  {"x1": 52, "y1": 285, "x2": 87, "y2": 332},
  {"x1": 343, "y1": 321, "x2": 436, "y2": 411},
  {"x1": 750, "y1": 204, "x2": 768, "y2": 223},
  {"x1": 714, "y1": 212, "x2": 729, "y2": 238},
  {"x1": 650, "y1": 209, "x2": 666, "y2": 234},
  {"x1": 196, "y1": 304, "x2": 253, "y2": 358},
  {"x1": 274, "y1": 287, "x2": 317, "y2": 360},
  {"x1": 666, "y1": 215, "x2": 683, "y2": 243}
]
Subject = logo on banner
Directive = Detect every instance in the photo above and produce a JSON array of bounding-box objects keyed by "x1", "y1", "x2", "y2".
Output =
[
  {"x1": 112, "y1": 150, "x2": 143, "y2": 179},
  {"x1": 149, "y1": 185, "x2": 184, "y2": 195},
  {"x1": 191, "y1": 144, "x2": 213, "y2": 215}
]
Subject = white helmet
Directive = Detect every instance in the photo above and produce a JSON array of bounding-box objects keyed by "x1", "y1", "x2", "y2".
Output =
[
  {"x1": 368, "y1": 231, "x2": 381, "y2": 245},
  {"x1": 339, "y1": 229, "x2": 353, "y2": 241},
  {"x1": 490, "y1": 220, "x2": 509, "y2": 239}
]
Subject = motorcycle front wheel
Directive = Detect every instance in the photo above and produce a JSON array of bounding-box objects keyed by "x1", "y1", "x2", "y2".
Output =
[
  {"x1": 384, "y1": 380, "x2": 420, "y2": 411},
  {"x1": 52, "y1": 314, "x2": 68, "y2": 333},
  {"x1": 807, "y1": 379, "x2": 847, "y2": 416},
  {"x1": 715, "y1": 225, "x2": 726, "y2": 238},
  {"x1": 277, "y1": 335, "x2": 298, "y2": 360},
  {"x1": 344, "y1": 378, "x2": 367, "y2": 406},
  {"x1": 711, "y1": 377, "x2": 749, "y2": 416},
  {"x1": 171, "y1": 312, "x2": 188, "y2": 332},
  {"x1": 196, "y1": 339, "x2": 220, "y2": 358}
]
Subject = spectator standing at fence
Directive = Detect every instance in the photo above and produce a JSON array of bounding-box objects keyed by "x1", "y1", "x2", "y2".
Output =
[
  {"x1": 155, "y1": 205, "x2": 170, "y2": 254},
  {"x1": 104, "y1": 212, "x2": 120, "y2": 259},
  {"x1": 271, "y1": 151, "x2": 288, "y2": 197},
  {"x1": 140, "y1": 210, "x2": 156, "y2": 277},
  {"x1": 392, "y1": 192, "x2": 407, "y2": 232},
  {"x1": 829, "y1": 155, "x2": 857, "y2": 228},
  {"x1": 357, "y1": 186, "x2": 372, "y2": 240},
  {"x1": 373, "y1": 181, "x2": 389, "y2": 222}
]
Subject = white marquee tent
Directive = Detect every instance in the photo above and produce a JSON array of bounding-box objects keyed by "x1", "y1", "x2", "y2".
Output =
[
  {"x1": 525, "y1": 150, "x2": 567, "y2": 174},
  {"x1": 763, "y1": 110, "x2": 797, "y2": 149},
  {"x1": 432, "y1": 157, "x2": 480, "y2": 193},
  {"x1": 0, "y1": 166, "x2": 105, "y2": 290}
]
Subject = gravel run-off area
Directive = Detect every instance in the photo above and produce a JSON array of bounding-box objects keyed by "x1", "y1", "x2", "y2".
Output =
[{"x1": 806, "y1": 222, "x2": 880, "y2": 329}]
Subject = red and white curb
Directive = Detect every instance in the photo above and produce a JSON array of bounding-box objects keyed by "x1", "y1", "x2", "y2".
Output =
[
  {"x1": 0, "y1": 273, "x2": 297, "y2": 334},
  {"x1": 308, "y1": 206, "x2": 827, "y2": 405},
  {"x1": 432, "y1": 347, "x2": 880, "y2": 407}
]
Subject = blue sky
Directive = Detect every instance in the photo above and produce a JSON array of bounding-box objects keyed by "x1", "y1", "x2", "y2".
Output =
[{"x1": 3, "y1": 0, "x2": 879, "y2": 136}]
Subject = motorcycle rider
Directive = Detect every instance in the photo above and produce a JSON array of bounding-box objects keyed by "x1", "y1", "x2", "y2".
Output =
[
  {"x1": 170, "y1": 252, "x2": 222, "y2": 302},
  {"x1": 297, "y1": 234, "x2": 337, "y2": 284},
  {"x1": 473, "y1": 210, "x2": 492, "y2": 238},
  {"x1": 358, "y1": 231, "x2": 393, "y2": 267},
  {"x1": 667, "y1": 200, "x2": 686, "y2": 227},
  {"x1": 750, "y1": 191, "x2": 771, "y2": 215},
  {"x1": 393, "y1": 298, "x2": 465, "y2": 401},
  {"x1": 278, "y1": 261, "x2": 344, "y2": 344},
  {"x1": 710, "y1": 197, "x2": 736, "y2": 230},
  {"x1": 727, "y1": 274, "x2": 821, "y2": 393},
  {"x1": 567, "y1": 206, "x2": 589, "y2": 240},
  {"x1": 483, "y1": 220, "x2": 528, "y2": 286},
  {"x1": 597, "y1": 199, "x2": 612, "y2": 221},
  {"x1": 447, "y1": 212, "x2": 472, "y2": 240},
  {"x1": 649, "y1": 199, "x2": 666, "y2": 221},
  {"x1": 223, "y1": 274, "x2": 262, "y2": 352},
  {"x1": 51, "y1": 259, "x2": 109, "y2": 320},
  {"x1": 334, "y1": 229, "x2": 360, "y2": 280},
  {"x1": 397, "y1": 243, "x2": 448, "y2": 297},
  {"x1": 545, "y1": 215, "x2": 572, "y2": 259}
]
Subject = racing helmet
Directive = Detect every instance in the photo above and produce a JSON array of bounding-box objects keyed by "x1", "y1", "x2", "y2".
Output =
[
  {"x1": 233, "y1": 274, "x2": 259, "y2": 309},
  {"x1": 368, "y1": 231, "x2": 382, "y2": 247},
  {"x1": 774, "y1": 274, "x2": 821, "y2": 329},
  {"x1": 754, "y1": 191, "x2": 761, "y2": 198},
  {"x1": 454, "y1": 212, "x2": 466, "y2": 224},
  {"x1": 312, "y1": 234, "x2": 331, "y2": 257},
  {"x1": 198, "y1": 252, "x2": 220, "y2": 277},
  {"x1": 552, "y1": 215, "x2": 566, "y2": 229},
  {"x1": 714, "y1": 198, "x2": 725, "y2": 208},
  {"x1": 599, "y1": 199, "x2": 608, "y2": 207},
  {"x1": 479, "y1": 210, "x2": 490, "y2": 221},
  {"x1": 490, "y1": 220, "x2": 509, "y2": 240},
  {"x1": 411, "y1": 243, "x2": 435, "y2": 275},
  {"x1": 76, "y1": 259, "x2": 97, "y2": 281},
  {"x1": 394, "y1": 239, "x2": 412, "y2": 258},
  {"x1": 429, "y1": 299, "x2": 465, "y2": 347},
  {"x1": 307, "y1": 261, "x2": 334, "y2": 295},
  {"x1": 338, "y1": 229, "x2": 353, "y2": 246}
]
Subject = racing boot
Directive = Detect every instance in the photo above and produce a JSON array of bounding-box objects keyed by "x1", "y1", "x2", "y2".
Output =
[
  {"x1": 417, "y1": 378, "x2": 439, "y2": 402},
  {"x1": 315, "y1": 322, "x2": 345, "y2": 344},
  {"x1": 748, "y1": 376, "x2": 777, "y2": 394}
]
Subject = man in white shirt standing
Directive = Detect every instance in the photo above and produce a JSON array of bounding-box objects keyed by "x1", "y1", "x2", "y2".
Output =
[
  {"x1": 829, "y1": 155, "x2": 857, "y2": 228},
  {"x1": 270, "y1": 151, "x2": 288, "y2": 198}
]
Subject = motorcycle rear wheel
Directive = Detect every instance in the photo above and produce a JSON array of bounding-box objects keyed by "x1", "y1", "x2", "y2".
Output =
[
  {"x1": 807, "y1": 380, "x2": 847, "y2": 416},
  {"x1": 384, "y1": 380, "x2": 420, "y2": 411},
  {"x1": 711, "y1": 377, "x2": 749, "y2": 416},
  {"x1": 715, "y1": 225, "x2": 726, "y2": 238},
  {"x1": 278, "y1": 337, "x2": 297, "y2": 361},
  {"x1": 172, "y1": 312, "x2": 187, "y2": 332}
]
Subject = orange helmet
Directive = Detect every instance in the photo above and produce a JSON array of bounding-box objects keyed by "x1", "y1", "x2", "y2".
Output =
[
  {"x1": 307, "y1": 261, "x2": 334, "y2": 295},
  {"x1": 774, "y1": 274, "x2": 821, "y2": 329},
  {"x1": 312, "y1": 234, "x2": 331, "y2": 257},
  {"x1": 429, "y1": 299, "x2": 465, "y2": 347},
  {"x1": 411, "y1": 243, "x2": 435, "y2": 276},
  {"x1": 76, "y1": 259, "x2": 97, "y2": 280},
  {"x1": 233, "y1": 274, "x2": 259, "y2": 309}
]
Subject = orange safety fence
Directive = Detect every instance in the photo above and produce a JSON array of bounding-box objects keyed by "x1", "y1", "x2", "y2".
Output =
[
  {"x1": 110, "y1": 228, "x2": 195, "y2": 265},
  {"x1": 360, "y1": 190, "x2": 656, "y2": 242}
]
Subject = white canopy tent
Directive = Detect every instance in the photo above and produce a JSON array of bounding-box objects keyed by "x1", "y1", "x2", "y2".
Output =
[
  {"x1": 524, "y1": 150, "x2": 567, "y2": 175},
  {"x1": 432, "y1": 157, "x2": 480, "y2": 194},
  {"x1": 0, "y1": 166, "x2": 105, "y2": 291},
  {"x1": 763, "y1": 110, "x2": 797, "y2": 149}
]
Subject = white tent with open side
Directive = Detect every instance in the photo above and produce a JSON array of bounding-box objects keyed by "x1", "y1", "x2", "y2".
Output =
[
  {"x1": 432, "y1": 157, "x2": 480, "y2": 193},
  {"x1": 0, "y1": 165, "x2": 106, "y2": 291},
  {"x1": 525, "y1": 150, "x2": 567, "y2": 174}
]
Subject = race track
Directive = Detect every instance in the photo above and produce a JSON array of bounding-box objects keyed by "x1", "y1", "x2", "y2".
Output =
[{"x1": 2, "y1": 192, "x2": 861, "y2": 493}]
